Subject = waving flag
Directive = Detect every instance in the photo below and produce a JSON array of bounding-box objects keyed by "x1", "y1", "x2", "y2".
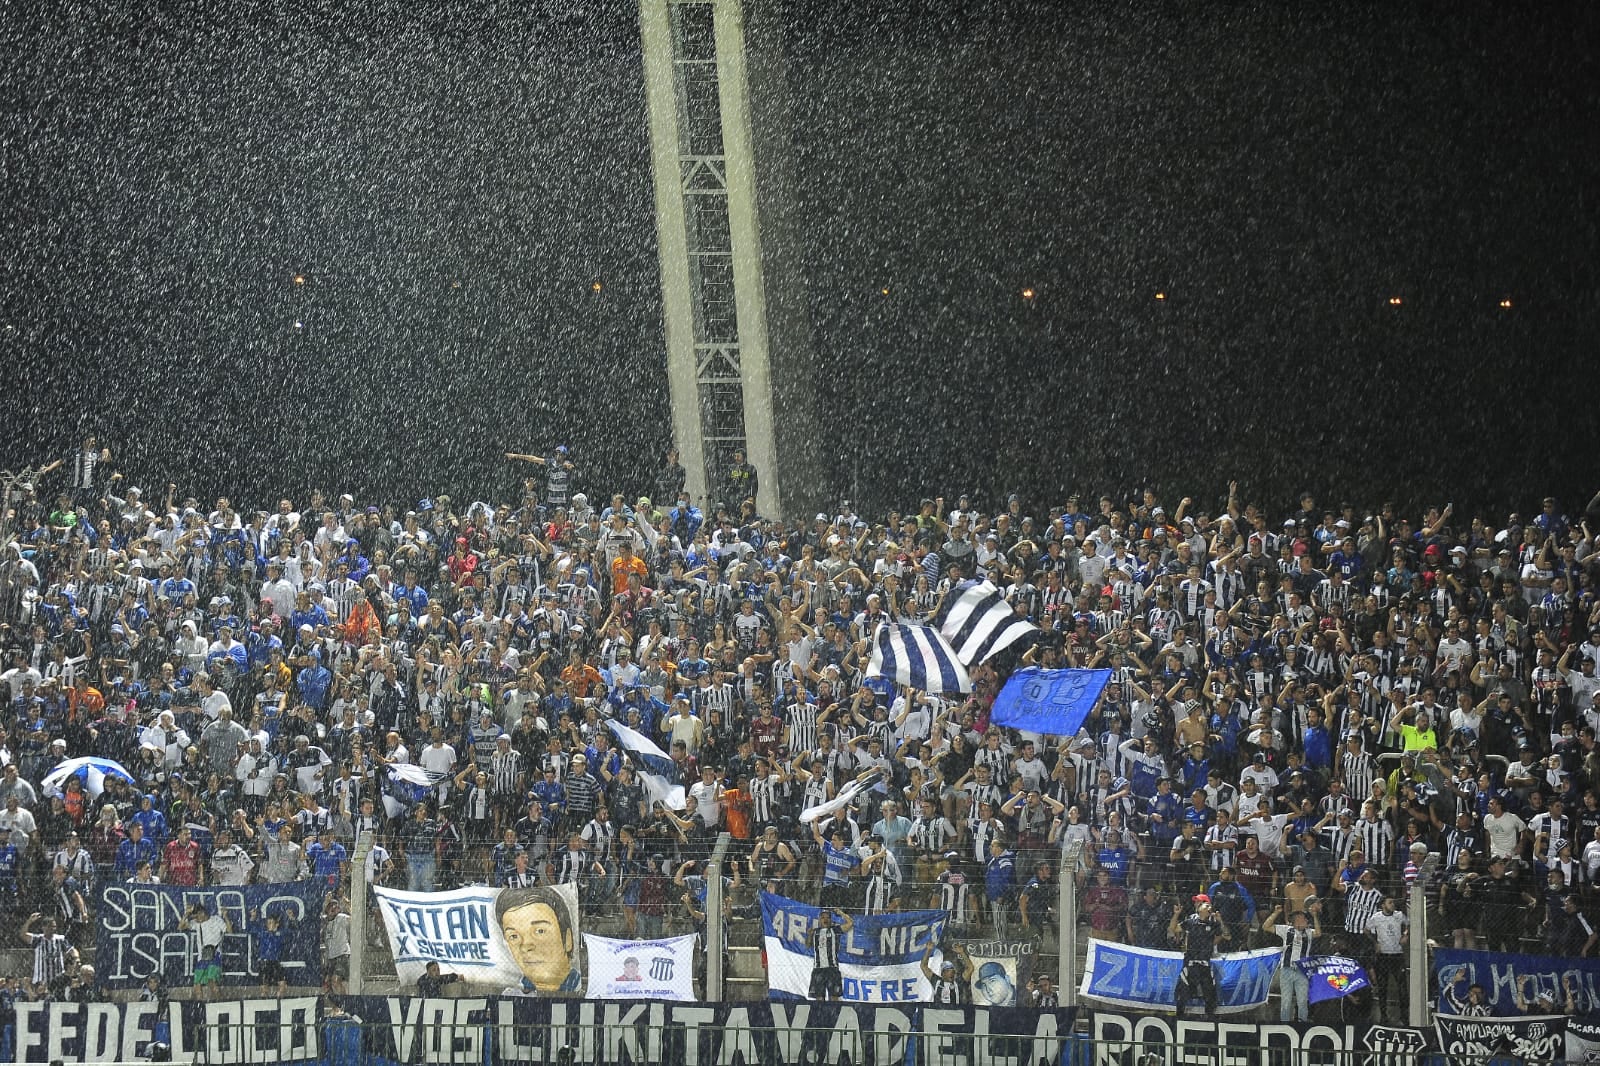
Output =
[
  {"x1": 936, "y1": 580, "x2": 1037, "y2": 665},
  {"x1": 798, "y1": 769, "x2": 884, "y2": 825},
  {"x1": 867, "y1": 623, "x2": 971, "y2": 694},
  {"x1": 989, "y1": 666, "x2": 1113, "y2": 737},
  {"x1": 606, "y1": 718, "x2": 687, "y2": 810},
  {"x1": 386, "y1": 763, "x2": 446, "y2": 790},
  {"x1": 383, "y1": 763, "x2": 449, "y2": 817}
]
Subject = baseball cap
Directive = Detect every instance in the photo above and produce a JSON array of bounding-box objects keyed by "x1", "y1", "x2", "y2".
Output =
[{"x1": 1192, "y1": 893, "x2": 1210, "y2": 904}]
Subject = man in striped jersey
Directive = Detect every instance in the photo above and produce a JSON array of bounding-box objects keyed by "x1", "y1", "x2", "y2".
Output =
[
  {"x1": 909, "y1": 799, "x2": 957, "y2": 889},
  {"x1": 1342, "y1": 867, "x2": 1383, "y2": 957},
  {"x1": 489, "y1": 735, "x2": 525, "y2": 835},
  {"x1": 19, "y1": 912, "x2": 77, "y2": 997}
]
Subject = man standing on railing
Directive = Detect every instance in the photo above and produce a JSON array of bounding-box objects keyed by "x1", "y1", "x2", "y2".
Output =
[
  {"x1": 806, "y1": 908, "x2": 852, "y2": 1002},
  {"x1": 1169, "y1": 893, "x2": 1224, "y2": 1017}
]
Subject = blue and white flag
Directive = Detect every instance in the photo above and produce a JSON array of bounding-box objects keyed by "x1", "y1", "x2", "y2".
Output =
[
  {"x1": 989, "y1": 666, "x2": 1113, "y2": 737},
  {"x1": 867, "y1": 622, "x2": 971, "y2": 694},
  {"x1": 606, "y1": 717, "x2": 688, "y2": 810},
  {"x1": 936, "y1": 580, "x2": 1037, "y2": 665},
  {"x1": 1298, "y1": 954, "x2": 1370, "y2": 1003},
  {"x1": 798, "y1": 768, "x2": 884, "y2": 824},
  {"x1": 1080, "y1": 938, "x2": 1280, "y2": 1014},
  {"x1": 760, "y1": 891, "x2": 946, "y2": 1002}
]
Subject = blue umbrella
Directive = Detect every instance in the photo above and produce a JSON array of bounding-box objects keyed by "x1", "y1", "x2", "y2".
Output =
[{"x1": 41, "y1": 756, "x2": 137, "y2": 798}]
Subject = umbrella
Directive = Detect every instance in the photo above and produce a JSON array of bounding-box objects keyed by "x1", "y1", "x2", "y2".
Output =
[{"x1": 41, "y1": 756, "x2": 136, "y2": 799}]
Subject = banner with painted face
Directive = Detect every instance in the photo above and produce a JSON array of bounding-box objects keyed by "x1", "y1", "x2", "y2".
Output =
[
  {"x1": 760, "y1": 891, "x2": 947, "y2": 1003},
  {"x1": 10, "y1": 996, "x2": 1078, "y2": 1066},
  {"x1": 94, "y1": 880, "x2": 325, "y2": 989},
  {"x1": 583, "y1": 933, "x2": 697, "y2": 1001},
  {"x1": 1435, "y1": 1013, "x2": 1566, "y2": 1063},
  {"x1": 1079, "y1": 938, "x2": 1281, "y2": 1014},
  {"x1": 962, "y1": 939, "x2": 1037, "y2": 1007},
  {"x1": 372, "y1": 883, "x2": 581, "y2": 994}
]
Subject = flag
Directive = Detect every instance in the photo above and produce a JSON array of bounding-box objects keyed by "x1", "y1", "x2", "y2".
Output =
[
  {"x1": 386, "y1": 763, "x2": 446, "y2": 790},
  {"x1": 606, "y1": 717, "x2": 688, "y2": 810},
  {"x1": 584, "y1": 933, "x2": 698, "y2": 1001},
  {"x1": 384, "y1": 762, "x2": 448, "y2": 817},
  {"x1": 867, "y1": 623, "x2": 971, "y2": 694},
  {"x1": 1298, "y1": 955, "x2": 1371, "y2": 1003},
  {"x1": 798, "y1": 768, "x2": 884, "y2": 825},
  {"x1": 989, "y1": 666, "x2": 1113, "y2": 736},
  {"x1": 935, "y1": 580, "x2": 1037, "y2": 665}
]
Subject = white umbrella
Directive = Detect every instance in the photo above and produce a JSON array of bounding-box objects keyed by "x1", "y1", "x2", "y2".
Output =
[{"x1": 41, "y1": 756, "x2": 136, "y2": 799}]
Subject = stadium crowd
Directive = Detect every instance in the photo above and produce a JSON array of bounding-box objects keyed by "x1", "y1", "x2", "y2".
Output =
[{"x1": 2, "y1": 436, "x2": 1600, "y2": 1009}]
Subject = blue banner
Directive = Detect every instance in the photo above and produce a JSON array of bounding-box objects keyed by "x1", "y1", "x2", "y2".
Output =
[
  {"x1": 1436, "y1": 947, "x2": 1600, "y2": 1016},
  {"x1": 761, "y1": 892, "x2": 947, "y2": 1002},
  {"x1": 989, "y1": 667, "x2": 1112, "y2": 737},
  {"x1": 1297, "y1": 954, "x2": 1370, "y2": 1003},
  {"x1": 95, "y1": 880, "x2": 326, "y2": 990},
  {"x1": 1080, "y1": 938, "x2": 1280, "y2": 1015},
  {"x1": 8, "y1": 996, "x2": 1077, "y2": 1066}
]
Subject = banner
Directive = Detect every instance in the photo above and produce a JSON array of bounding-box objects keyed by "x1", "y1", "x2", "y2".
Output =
[
  {"x1": 1079, "y1": 938, "x2": 1280, "y2": 1015},
  {"x1": 989, "y1": 667, "x2": 1112, "y2": 737},
  {"x1": 373, "y1": 882, "x2": 581, "y2": 994},
  {"x1": 760, "y1": 891, "x2": 946, "y2": 1002},
  {"x1": 1567, "y1": 1014, "x2": 1600, "y2": 1064},
  {"x1": 1298, "y1": 954, "x2": 1370, "y2": 1003},
  {"x1": 962, "y1": 939, "x2": 1036, "y2": 1007},
  {"x1": 95, "y1": 880, "x2": 324, "y2": 990},
  {"x1": 10, "y1": 996, "x2": 1076, "y2": 1066},
  {"x1": 1435, "y1": 1013, "x2": 1566, "y2": 1062},
  {"x1": 583, "y1": 933, "x2": 697, "y2": 1001},
  {"x1": 1089, "y1": 1012, "x2": 1433, "y2": 1066},
  {"x1": 1435, "y1": 945, "x2": 1600, "y2": 1015}
]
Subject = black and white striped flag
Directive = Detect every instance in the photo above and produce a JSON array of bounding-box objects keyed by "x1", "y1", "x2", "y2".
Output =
[
  {"x1": 867, "y1": 623, "x2": 972, "y2": 694},
  {"x1": 936, "y1": 579, "x2": 1038, "y2": 666}
]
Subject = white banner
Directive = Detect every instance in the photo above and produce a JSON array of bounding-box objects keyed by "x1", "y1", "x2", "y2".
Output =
[
  {"x1": 583, "y1": 933, "x2": 698, "y2": 1001},
  {"x1": 373, "y1": 882, "x2": 581, "y2": 994}
]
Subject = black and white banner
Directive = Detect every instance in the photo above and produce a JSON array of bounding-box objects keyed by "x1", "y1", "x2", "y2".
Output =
[
  {"x1": 1435, "y1": 1012, "x2": 1566, "y2": 1062},
  {"x1": 1089, "y1": 1012, "x2": 1434, "y2": 1066},
  {"x1": 10, "y1": 997, "x2": 1075, "y2": 1066}
]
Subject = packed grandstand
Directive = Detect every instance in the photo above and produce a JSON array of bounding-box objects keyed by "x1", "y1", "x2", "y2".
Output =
[{"x1": 1, "y1": 439, "x2": 1598, "y2": 1021}]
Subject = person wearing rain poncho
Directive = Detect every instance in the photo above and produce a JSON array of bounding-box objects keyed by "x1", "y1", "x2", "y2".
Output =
[{"x1": 140, "y1": 711, "x2": 191, "y2": 770}]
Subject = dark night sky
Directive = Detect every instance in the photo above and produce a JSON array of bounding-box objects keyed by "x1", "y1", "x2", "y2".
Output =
[{"x1": 3, "y1": 1, "x2": 1597, "y2": 522}]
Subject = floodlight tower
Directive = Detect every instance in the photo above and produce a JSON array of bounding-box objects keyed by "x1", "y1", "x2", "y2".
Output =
[{"x1": 639, "y1": 0, "x2": 819, "y2": 518}]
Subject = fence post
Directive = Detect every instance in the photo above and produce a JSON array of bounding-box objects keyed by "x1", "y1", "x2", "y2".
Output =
[
  {"x1": 350, "y1": 830, "x2": 373, "y2": 994},
  {"x1": 1407, "y1": 852, "x2": 1438, "y2": 1028},
  {"x1": 1059, "y1": 839, "x2": 1085, "y2": 1005},
  {"x1": 707, "y1": 831, "x2": 732, "y2": 1000}
]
